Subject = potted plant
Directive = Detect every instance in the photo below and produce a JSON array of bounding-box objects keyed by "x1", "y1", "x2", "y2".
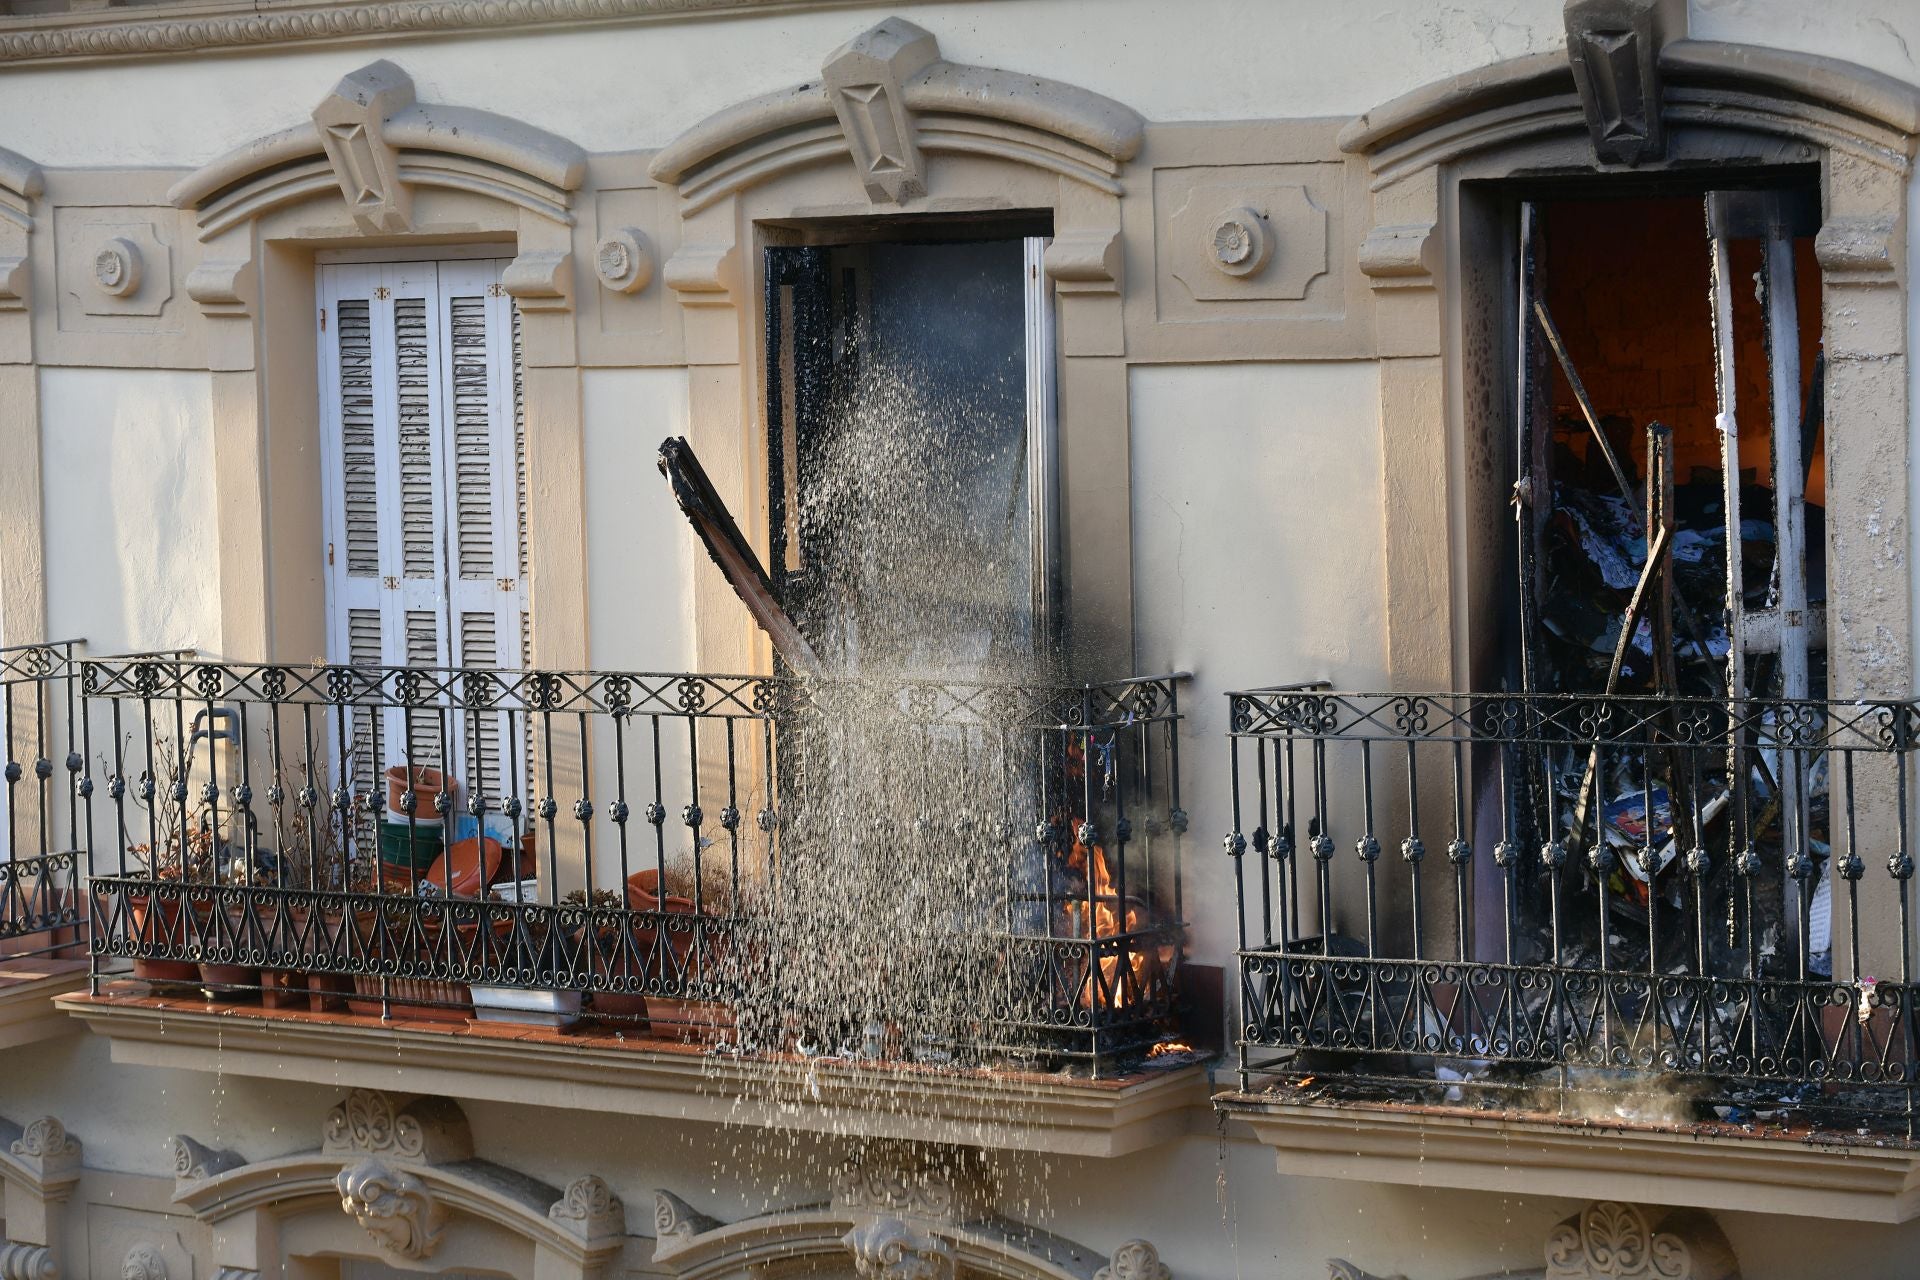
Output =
[
  {"x1": 121, "y1": 735, "x2": 217, "y2": 987},
  {"x1": 625, "y1": 862, "x2": 735, "y2": 1042}
]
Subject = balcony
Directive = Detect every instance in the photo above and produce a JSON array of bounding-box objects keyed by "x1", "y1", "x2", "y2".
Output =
[
  {"x1": 63, "y1": 656, "x2": 1204, "y2": 1154},
  {"x1": 1217, "y1": 688, "x2": 1920, "y2": 1220},
  {"x1": 0, "y1": 640, "x2": 89, "y2": 1043}
]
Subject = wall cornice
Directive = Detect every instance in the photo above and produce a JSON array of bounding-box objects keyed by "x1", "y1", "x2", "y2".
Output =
[{"x1": 0, "y1": 0, "x2": 876, "y2": 67}]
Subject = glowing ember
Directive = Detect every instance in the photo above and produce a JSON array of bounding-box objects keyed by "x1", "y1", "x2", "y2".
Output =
[{"x1": 1147, "y1": 1040, "x2": 1193, "y2": 1058}]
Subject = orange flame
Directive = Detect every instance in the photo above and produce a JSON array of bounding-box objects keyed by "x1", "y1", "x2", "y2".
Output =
[{"x1": 1064, "y1": 835, "x2": 1149, "y2": 1010}]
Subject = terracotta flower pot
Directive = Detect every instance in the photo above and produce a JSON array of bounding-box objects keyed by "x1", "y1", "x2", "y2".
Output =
[
  {"x1": 384, "y1": 764, "x2": 451, "y2": 816},
  {"x1": 126, "y1": 891, "x2": 200, "y2": 984},
  {"x1": 425, "y1": 837, "x2": 504, "y2": 900}
]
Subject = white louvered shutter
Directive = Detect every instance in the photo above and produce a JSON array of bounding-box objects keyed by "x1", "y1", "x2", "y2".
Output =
[{"x1": 318, "y1": 260, "x2": 527, "y2": 816}]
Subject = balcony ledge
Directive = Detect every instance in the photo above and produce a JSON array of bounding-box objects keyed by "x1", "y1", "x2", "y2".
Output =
[
  {"x1": 0, "y1": 958, "x2": 88, "y2": 1049},
  {"x1": 57, "y1": 990, "x2": 1209, "y2": 1158},
  {"x1": 1215, "y1": 1089, "x2": 1920, "y2": 1223}
]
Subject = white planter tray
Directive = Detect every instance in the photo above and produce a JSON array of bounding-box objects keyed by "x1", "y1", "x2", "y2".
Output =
[{"x1": 468, "y1": 984, "x2": 583, "y2": 1029}]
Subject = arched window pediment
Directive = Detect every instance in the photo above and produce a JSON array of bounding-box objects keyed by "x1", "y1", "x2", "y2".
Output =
[
  {"x1": 648, "y1": 16, "x2": 1144, "y2": 213},
  {"x1": 168, "y1": 59, "x2": 588, "y2": 239},
  {"x1": 1339, "y1": 37, "x2": 1920, "y2": 185}
]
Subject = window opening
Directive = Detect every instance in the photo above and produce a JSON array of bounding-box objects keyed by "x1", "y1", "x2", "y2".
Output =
[{"x1": 764, "y1": 232, "x2": 1055, "y2": 681}]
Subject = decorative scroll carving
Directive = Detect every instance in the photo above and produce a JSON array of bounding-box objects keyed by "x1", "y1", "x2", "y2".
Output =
[
  {"x1": 831, "y1": 1144, "x2": 993, "y2": 1225},
  {"x1": 121, "y1": 1242, "x2": 169, "y2": 1280},
  {"x1": 843, "y1": 1217, "x2": 954, "y2": 1280},
  {"x1": 170, "y1": 1134, "x2": 245, "y2": 1183},
  {"x1": 654, "y1": 1189, "x2": 721, "y2": 1244},
  {"x1": 321, "y1": 1090, "x2": 471, "y2": 1165},
  {"x1": 337, "y1": 1157, "x2": 446, "y2": 1260},
  {"x1": 1095, "y1": 1240, "x2": 1170, "y2": 1280},
  {"x1": 0, "y1": 1243, "x2": 54, "y2": 1280},
  {"x1": 10, "y1": 1118, "x2": 76, "y2": 1161},
  {"x1": 549, "y1": 1175, "x2": 626, "y2": 1240},
  {"x1": 822, "y1": 17, "x2": 937, "y2": 204},
  {"x1": 312, "y1": 60, "x2": 414, "y2": 233},
  {"x1": 1545, "y1": 1203, "x2": 1692, "y2": 1280},
  {"x1": 1326, "y1": 1264, "x2": 1404, "y2": 1280},
  {"x1": 1563, "y1": 0, "x2": 1685, "y2": 166}
]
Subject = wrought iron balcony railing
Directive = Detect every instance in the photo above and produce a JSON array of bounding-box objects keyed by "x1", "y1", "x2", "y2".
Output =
[
  {"x1": 81, "y1": 657, "x2": 1187, "y2": 1070},
  {"x1": 1227, "y1": 688, "x2": 1920, "y2": 1133},
  {"x1": 0, "y1": 640, "x2": 85, "y2": 959}
]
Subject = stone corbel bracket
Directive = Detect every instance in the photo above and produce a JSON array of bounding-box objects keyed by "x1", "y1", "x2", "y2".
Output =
[
  {"x1": 0, "y1": 145, "x2": 41, "y2": 315},
  {"x1": 1356, "y1": 222, "x2": 1437, "y2": 290},
  {"x1": 1814, "y1": 214, "x2": 1898, "y2": 286},
  {"x1": 663, "y1": 241, "x2": 742, "y2": 309},
  {"x1": 649, "y1": 16, "x2": 1144, "y2": 214},
  {"x1": 503, "y1": 249, "x2": 573, "y2": 313},
  {"x1": 1044, "y1": 228, "x2": 1123, "y2": 297},
  {"x1": 548, "y1": 1176, "x2": 628, "y2": 1263},
  {"x1": 168, "y1": 59, "x2": 587, "y2": 240},
  {"x1": 184, "y1": 257, "x2": 256, "y2": 319}
]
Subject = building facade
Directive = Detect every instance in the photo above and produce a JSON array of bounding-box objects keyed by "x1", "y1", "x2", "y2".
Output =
[{"x1": 0, "y1": 0, "x2": 1917, "y2": 1276}]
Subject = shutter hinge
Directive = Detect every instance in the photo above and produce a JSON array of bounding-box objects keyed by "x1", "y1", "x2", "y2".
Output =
[
  {"x1": 488, "y1": 283, "x2": 506, "y2": 297},
  {"x1": 497, "y1": 577, "x2": 516, "y2": 592},
  {"x1": 382, "y1": 575, "x2": 399, "y2": 590},
  {"x1": 327, "y1": 541, "x2": 335, "y2": 566},
  {"x1": 319, "y1": 307, "x2": 327, "y2": 332},
  {"x1": 374, "y1": 286, "x2": 391, "y2": 300}
]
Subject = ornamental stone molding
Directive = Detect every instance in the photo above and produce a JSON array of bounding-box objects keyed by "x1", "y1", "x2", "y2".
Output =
[
  {"x1": 168, "y1": 60, "x2": 588, "y2": 239},
  {"x1": 0, "y1": 1243, "x2": 54, "y2": 1280},
  {"x1": 166, "y1": 1091, "x2": 631, "y2": 1278},
  {"x1": 1095, "y1": 1241, "x2": 1169, "y2": 1280},
  {"x1": 1327, "y1": 1201, "x2": 1738, "y2": 1280},
  {"x1": 844, "y1": 1217, "x2": 955, "y2": 1280},
  {"x1": 549, "y1": 1175, "x2": 627, "y2": 1244},
  {"x1": 121, "y1": 1241, "x2": 169, "y2": 1280},
  {"x1": 1563, "y1": 0, "x2": 1687, "y2": 166},
  {"x1": 595, "y1": 227, "x2": 656, "y2": 294},
  {"x1": 169, "y1": 1134, "x2": 245, "y2": 1187},
  {"x1": 8, "y1": 1118, "x2": 76, "y2": 1164},
  {"x1": 321, "y1": 1088, "x2": 472, "y2": 1165},
  {"x1": 649, "y1": 15, "x2": 1144, "y2": 214},
  {"x1": 336, "y1": 1157, "x2": 447, "y2": 1261},
  {"x1": 0, "y1": 0, "x2": 815, "y2": 65},
  {"x1": 830, "y1": 1144, "x2": 994, "y2": 1226},
  {"x1": 654, "y1": 1169, "x2": 1164, "y2": 1280}
]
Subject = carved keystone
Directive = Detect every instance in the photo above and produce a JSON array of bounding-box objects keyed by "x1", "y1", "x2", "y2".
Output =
[
  {"x1": 1096, "y1": 1241, "x2": 1169, "y2": 1280},
  {"x1": 1563, "y1": 0, "x2": 1686, "y2": 167},
  {"x1": 822, "y1": 18, "x2": 940, "y2": 204},
  {"x1": 843, "y1": 1216, "x2": 954, "y2": 1280},
  {"x1": 312, "y1": 60, "x2": 416, "y2": 233},
  {"x1": 337, "y1": 1157, "x2": 446, "y2": 1261}
]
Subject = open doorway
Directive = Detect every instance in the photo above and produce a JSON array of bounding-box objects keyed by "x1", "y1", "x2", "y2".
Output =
[{"x1": 1491, "y1": 178, "x2": 1832, "y2": 977}]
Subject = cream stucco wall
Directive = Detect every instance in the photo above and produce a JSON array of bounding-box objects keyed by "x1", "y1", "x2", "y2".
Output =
[
  {"x1": 582, "y1": 366, "x2": 695, "y2": 674},
  {"x1": 3, "y1": 4, "x2": 1920, "y2": 1280},
  {"x1": 1129, "y1": 361, "x2": 1388, "y2": 963},
  {"x1": 39, "y1": 366, "x2": 219, "y2": 658}
]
